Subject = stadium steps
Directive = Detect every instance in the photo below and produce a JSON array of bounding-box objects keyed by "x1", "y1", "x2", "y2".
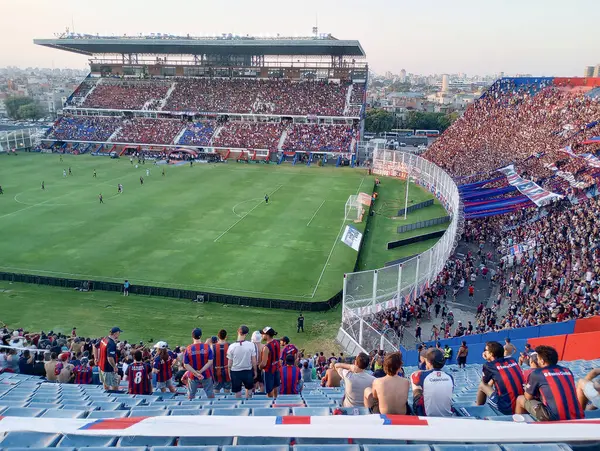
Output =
[
  {"x1": 174, "y1": 126, "x2": 188, "y2": 145},
  {"x1": 211, "y1": 125, "x2": 225, "y2": 144},
  {"x1": 278, "y1": 129, "x2": 288, "y2": 150},
  {"x1": 159, "y1": 81, "x2": 178, "y2": 110},
  {"x1": 344, "y1": 84, "x2": 353, "y2": 116},
  {"x1": 107, "y1": 127, "x2": 122, "y2": 143}
]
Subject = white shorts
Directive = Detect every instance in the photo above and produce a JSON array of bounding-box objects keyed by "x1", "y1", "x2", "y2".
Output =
[{"x1": 583, "y1": 381, "x2": 600, "y2": 408}]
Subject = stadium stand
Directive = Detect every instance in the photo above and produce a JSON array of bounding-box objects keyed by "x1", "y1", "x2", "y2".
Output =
[
  {"x1": 82, "y1": 80, "x2": 171, "y2": 110},
  {"x1": 212, "y1": 121, "x2": 284, "y2": 150},
  {"x1": 177, "y1": 121, "x2": 216, "y2": 146},
  {"x1": 49, "y1": 116, "x2": 121, "y2": 142},
  {"x1": 283, "y1": 124, "x2": 356, "y2": 152},
  {"x1": 114, "y1": 118, "x2": 184, "y2": 145}
]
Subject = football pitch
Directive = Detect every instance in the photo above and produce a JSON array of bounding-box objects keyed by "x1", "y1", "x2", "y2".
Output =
[{"x1": 0, "y1": 153, "x2": 374, "y2": 301}]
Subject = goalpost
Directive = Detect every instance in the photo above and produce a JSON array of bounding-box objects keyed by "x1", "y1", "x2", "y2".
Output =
[{"x1": 344, "y1": 195, "x2": 364, "y2": 222}]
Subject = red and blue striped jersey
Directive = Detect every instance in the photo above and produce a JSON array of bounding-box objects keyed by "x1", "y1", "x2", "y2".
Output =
[
  {"x1": 127, "y1": 362, "x2": 152, "y2": 395},
  {"x1": 153, "y1": 352, "x2": 175, "y2": 382},
  {"x1": 213, "y1": 343, "x2": 230, "y2": 383},
  {"x1": 73, "y1": 365, "x2": 92, "y2": 384},
  {"x1": 525, "y1": 365, "x2": 584, "y2": 420},
  {"x1": 281, "y1": 344, "x2": 298, "y2": 362},
  {"x1": 264, "y1": 340, "x2": 281, "y2": 374},
  {"x1": 482, "y1": 357, "x2": 524, "y2": 414},
  {"x1": 184, "y1": 343, "x2": 214, "y2": 380},
  {"x1": 280, "y1": 365, "x2": 301, "y2": 394},
  {"x1": 98, "y1": 337, "x2": 118, "y2": 372}
]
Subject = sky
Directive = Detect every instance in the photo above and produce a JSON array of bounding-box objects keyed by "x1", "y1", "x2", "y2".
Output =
[{"x1": 2, "y1": 0, "x2": 598, "y2": 76}]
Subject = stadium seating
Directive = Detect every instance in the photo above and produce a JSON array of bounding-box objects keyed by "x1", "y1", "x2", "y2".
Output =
[
  {"x1": 114, "y1": 118, "x2": 184, "y2": 145},
  {"x1": 82, "y1": 80, "x2": 171, "y2": 110},
  {"x1": 49, "y1": 116, "x2": 121, "y2": 142}
]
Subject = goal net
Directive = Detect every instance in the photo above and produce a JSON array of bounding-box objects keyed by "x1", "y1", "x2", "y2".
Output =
[{"x1": 344, "y1": 195, "x2": 364, "y2": 222}]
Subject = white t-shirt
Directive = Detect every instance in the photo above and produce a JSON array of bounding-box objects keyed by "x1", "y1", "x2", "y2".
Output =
[
  {"x1": 411, "y1": 369, "x2": 454, "y2": 417},
  {"x1": 227, "y1": 341, "x2": 257, "y2": 371}
]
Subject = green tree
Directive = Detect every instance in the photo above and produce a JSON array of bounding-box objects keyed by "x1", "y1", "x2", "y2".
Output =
[
  {"x1": 365, "y1": 108, "x2": 395, "y2": 134},
  {"x1": 17, "y1": 103, "x2": 43, "y2": 120},
  {"x1": 404, "y1": 111, "x2": 458, "y2": 132},
  {"x1": 4, "y1": 96, "x2": 43, "y2": 120}
]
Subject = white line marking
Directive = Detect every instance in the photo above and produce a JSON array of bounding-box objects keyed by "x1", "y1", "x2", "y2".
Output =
[
  {"x1": 232, "y1": 198, "x2": 263, "y2": 218},
  {"x1": 214, "y1": 184, "x2": 283, "y2": 242},
  {"x1": 0, "y1": 265, "x2": 311, "y2": 300},
  {"x1": 306, "y1": 200, "x2": 326, "y2": 227},
  {"x1": 309, "y1": 175, "x2": 368, "y2": 298}
]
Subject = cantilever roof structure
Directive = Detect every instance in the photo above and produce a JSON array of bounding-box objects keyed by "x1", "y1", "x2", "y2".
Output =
[{"x1": 33, "y1": 37, "x2": 366, "y2": 57}]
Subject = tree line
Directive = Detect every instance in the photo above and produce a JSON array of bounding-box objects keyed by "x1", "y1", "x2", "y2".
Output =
[
  {"x1": 365, "y1": 109, "x2": 459, "y2": 134},
  {"x1": 4, "y1": 96, "x2": 45, "y2": 121}
]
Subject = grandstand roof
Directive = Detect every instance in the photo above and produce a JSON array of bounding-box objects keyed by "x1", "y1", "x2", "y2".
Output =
[{"x1": 33, "y1": 37, "x2": 366, "y2": 57}]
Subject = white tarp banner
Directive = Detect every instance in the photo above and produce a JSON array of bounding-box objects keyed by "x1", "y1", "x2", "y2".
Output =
[
  {"x1": 341, "y1": 225, "x2": 362, "y2": 251},
  {"x1": 498, "y1": 164, "x2": 563, "y2": 206}
]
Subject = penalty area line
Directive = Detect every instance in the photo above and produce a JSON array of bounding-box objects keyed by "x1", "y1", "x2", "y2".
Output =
[{"x1": 306, "y1": 200, "x2": 326, "y2": 227}]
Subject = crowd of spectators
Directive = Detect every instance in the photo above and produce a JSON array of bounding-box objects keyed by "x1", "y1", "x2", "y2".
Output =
[
  {"x1": 115, "y1": 118, "x2": 184, "y2": 145},
  {"x1": 50, "y1": 116, "x2": 121, "y2": 142},
  {"x1": 212, "y1": 121, "x2": 284, "y2": 150},
  {"x1": 83, "y1": 81, "x2": 170, "y2": 110},
  {"x1": 177, "y1": 121, "x2": 216, "y2": 146},
  {"x1": 283, "y1": 124, "x2": 356, "y2": 152},
  {"x1": 425, "y1": 83, "x2": 600, "y2": 182}
]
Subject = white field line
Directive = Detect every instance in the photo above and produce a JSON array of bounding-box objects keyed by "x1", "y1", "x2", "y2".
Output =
[
  {"x1": 0, "y1": 265, "x2": 311, "y2": 300},
  {"x1": 309, "y1": 175, "x2": 367, "y2": 298},
  {"x1": 306, "y1": 200, "x2": 327, "y2": 227},
  {"x1": 214, "y1": 184, "x2": 283, "y2": 242}
]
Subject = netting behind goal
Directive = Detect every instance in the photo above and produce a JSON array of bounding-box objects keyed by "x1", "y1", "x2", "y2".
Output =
[{"x1": 344, "y1": 195, "x2": 363, "y2": 222}]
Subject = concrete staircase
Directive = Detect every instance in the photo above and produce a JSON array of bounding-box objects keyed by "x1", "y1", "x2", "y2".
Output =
[
  {"x1": 158, "y1": 82, "x2": 177, "y2": 110},
  {"x1": 108, "y1": 127, "x2": 122, "y2": 143},
  {"x1": 210, "y1": 125, "x2": 224, "y2": 146},
  {"x1": 343, "y1": 84, "x2": 353, "y2": 116},
  {"x1": 173, "y1": 125, "x2": 187, "y2": 145},
  {"x1": 278, "y1": 129, "x2": 288, "y2": 150}
]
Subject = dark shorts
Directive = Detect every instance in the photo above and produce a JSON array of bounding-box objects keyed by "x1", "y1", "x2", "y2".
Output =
[
  {"x1": 231, "y1": 370, "x2": 254, "y2": 393},
  {"x1": 254, "y1": 369, "x2": 264, "y2": 384},
  {"x1": 264, "y1": 370, "x2": 281, "y2": 394},
  {"x1": 457, "y1": 356, "x2": 467, "y2": 365}
]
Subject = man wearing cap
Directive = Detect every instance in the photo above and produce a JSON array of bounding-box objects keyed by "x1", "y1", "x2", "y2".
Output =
[
  {"x1": 280, "y1": 336, "x2": 298, "y2": 364},
  {"x1": 183, "y1": 328, "x2": 215, "y2": 399},
  {"x1": 153, "y1": 341, "x2": 177, "y2": 393},
  {"x1": 98, "y1": 327, "x2": 122, "y2": 391},
  {"x1": 410, "y1": 348, "x2": 455, "y2": 417},
  {"x1": 227, "y1": 325, "x2": 257, "y2": 399},
  {"x1": 259, "y1": 326, "x2": 281, "y2": 398},
  {"x1": 56, "y1": 353, "x2": 75, "y2": 383}
]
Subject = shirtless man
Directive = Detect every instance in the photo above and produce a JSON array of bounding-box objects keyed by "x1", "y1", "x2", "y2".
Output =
[
  {"x1": 504, "y1": 338, "x2": 517, "y2": 358},
  {"x1": 321, "y1": 362, "x2": 342, "y2": 387},
  {"x1": 364, "y1": 352, "x2": 409, "y2": 414}
]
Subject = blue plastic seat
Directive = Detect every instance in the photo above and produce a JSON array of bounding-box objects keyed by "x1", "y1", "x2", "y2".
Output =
[
  {"x1": 292, "y1": 407, "x2": 331, "y2": 416},
  {"x1": 502, "y1": 445, "x2": 572, "y2": 451},
  {"x1": 223, "y1": 446, "x2": 290, "y2": 451},
  {"x1": 243, "y1": 401, "x2": 274, "y2": 408},
  {"x1": 117, "y1": 436, "x2": 177, "y2": 446},
  {"x1": 27, "y1": 402, "x2": 62, "y2": 410},
  {"x1": 362, "y1": 446, "x2": 430, "y2": 451},
  {"x1": 178, "y1": 437, "x2": 234, "y2": 446},
  {"x1": 7, "y1": 448, "x2": 75, "y2": 451},
  {"x1": 151, "y1": 447, "x2": 219, "y2": 451},
  {"x1": 484, "y1": 415, "x2": 535, "y2": 422},
  {"x1": 236, "y1": 437, "x2": 290, "y2": 445},
  {"x1": 58, "y1": 435, "x2": 118, "y2": 447},
  {"x1": 0, "y1": 432, "x2": 62, "y2": 448},
  {"x1": 171, "y1": 408, "x2": 211, "y2": 416},
  {"x1": 338, "y1": 407, "x2": 369, "y2": 415},
  {"x1": 128, "y1": 408, "x2": 170, "y2": 417},
  {"x1": 90, "y1": 401, "x2": 124, "y2": 410},
  {"x1": 1, "y1": 407, "x2": 45, "y2": 417},
  {"x1": 41, "y1": 408, "x2": 88, "y2": 418},
  {"x1": 431, "y1": 446, "x2": 502, "y2": 451},
  {"x1": 456, "y1": 404, "x2": 500, "y2": 418},
  {"x1": 211, "y1": 408, "x2": 251, "y2": 416},
  {"x1": 86, "y1": 410, "x2": 129, "y2": 419},
  {"x1": 86, "y1": 448, "x2": 145, "y2": 451},
  {"x1": 252, "y1": 408, "x2": 291, "y2": 416},
  {"x1": 584, "y1": 409, "x2": 600, "y2": 418},
  {"x1": 293, "y1": 444, "x2": 360, "y2": 450}
]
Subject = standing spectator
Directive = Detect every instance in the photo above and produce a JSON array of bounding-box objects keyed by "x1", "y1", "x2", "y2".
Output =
[
  {"x1": 504, "y1": 338, "x2": 517, "y2": 358},
  {"x1": 213, "y1": 329, "x2": 231, "y2": 394},
  {"x1": 73, "y1": 357, "x2": 93, "y2": 384},
  {"x1": 280, "y1": 354, "x2": 302, "y2": 395},
  {"x1": 98, "y1": 327, "x2": 122, "y2": 391},
  {"x1": 297, "y1": 313, "x2": 305, "y2": 333},
  {"x1": 321, "y1": 362, "x2": 341, "y2": 387},
  {"x1": 123, "y1": 280, "x2": 130, "y2": 296},
  {"x1": 576, "y1": 367, "x2": 600, "y2": 411},
  {"x1": 415, "y1": 322, "x2": 422, "y2": 342},
  {"x1": 334, "y1": 353, "x2": 375, "y2": 408},
  {"x1": 227, "y1": 325, "x2": 257, "y2": 400},
  {"x1": 127, "y1": 350, "x2": 152, "y2": 395},
  {"x1": 516, "y1": 346, "x2": 584, "y2": 421},
  {"x1": 457, "y1": 341, "x2": 468, "y2": 369},
  {"x1": 183, "y1": 328, "x2": 214, "y2": 399},
  {"x1": 280, "y1": 336, "x2": 298, "y2": 364},
  {"x1": 3, "y1": 349, "x2": 19, "y2": 374},
  {"x1": 251, "y1": 330, "x2": 264, "y2": 393},
  {"x1": 476, "y1": 341, "x2": 524, "y2": 415},
  {"x1": 153, "y1": 341, "x2": 176, "y2": 393},
  {"x1": 259, "y1": 327, "x2": 281, "y2": 398},
  {"x1": 443, "y1": 345, "x2": 453, "y2": 363},
  {"x1": 411, "y1": 348, "x2": 454, "y2": 417},
  {"x1": 364, "y1": 352, "x2": 409, "y2": 414}
]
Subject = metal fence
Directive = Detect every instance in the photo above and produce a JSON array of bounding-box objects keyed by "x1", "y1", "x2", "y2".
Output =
[{"x1": 339, "y1": 150, "x2": 463, "y2": 352}]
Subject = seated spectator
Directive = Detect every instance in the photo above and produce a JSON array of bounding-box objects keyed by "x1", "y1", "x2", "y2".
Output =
[
  {"x1": 73, "y1": 357, "x2": 93, "y2": 384},
  {"x1": 476, "y1": 341, "x2": 524, "y2": 415},
  {"x1": 519, "y1": 344, "x2": 534, "y2": 366},
  {"x1": 56, "y1": 353, "x2": 74, "y2": 383},
  {"x1": 516, "y1": 345, "x2": 584, "y2": 420},
  {"x1": 321, "y1": 362, "x2": 341, "y2": 387},
  {"x1": 280, "y1": 354, "x2": 302, "y2": 395},
  {"x1": 411, "y1": 348, "x2": 455, "y2": 417},
  {"x1": 576, "y1": 367, "x2": 600, "y2": 411},
  {"x1": 334, "y1": 352, "x2": 375, "y2": 408},
  {"x1": 18, "y1": 350, "x2": 34, "y2": 375},
  {"x1": 522, "y1": 352, "x2": 540, "y2": 381},
  {"x1": 301, "y1": 360, "x2": 312, "y2": 382},
  {"x1": 364, "y1": 351, "x2": 409, "y2": 415},
  {"x1": 45, "y1": 352, "x2": 58, "y2": 382}
]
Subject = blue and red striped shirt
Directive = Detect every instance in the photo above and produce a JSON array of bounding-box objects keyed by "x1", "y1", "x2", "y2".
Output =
[
  {"x1": 525, "y1": 365, "x2": 584, "y2": 421},
  {"x1": 482, "y1": 357, "x2": 524, "y2": 415},
  {"x1": 153, "y1": 352, "x2": 175, "y2": 382},
  {"x1": 264, "y1": 340, "x2": 281, "y2": 374},
  {"x1": 213, "y1": 343, "x2": 230, "y2": 383},
  {"x1": 73, "y1": 365, "x2": 92, "y2": 384},
  {"x1": 281, "y1": 344, "x2": 298, "y2": 362},
  {"x1": 280, "y1": 365, "x2": 301, "y2": 394},
  {"x1": 127, "y1": 362, "x2": 152, "y2": 395},
  {"x1": 184, "y1": 343, "x2": 214, "y2": 380}
]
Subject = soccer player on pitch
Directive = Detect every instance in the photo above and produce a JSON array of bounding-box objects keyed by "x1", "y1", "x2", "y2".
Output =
[
  {"x1": 99, "y1": 194, "x2": 104, "y2": 204},
  {"x1": 0, "y1": 185, "x2": 3, "y2": 195},
  {"x1": 140, "y1": 176, "x2": 144, "y2": 185},
  {"x1": 41, "y1": 181, "x2": 45, "y2": 190},
  {"x1": 265, "y1": 194, "x2": 269, "y2": 204},
  {"x1": 93, "y1": 169, "x2": 97, "y2": 178}
]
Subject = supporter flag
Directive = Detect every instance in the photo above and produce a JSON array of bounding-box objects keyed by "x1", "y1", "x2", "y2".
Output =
[
  {"x1": 544, "y1": 163, "x2": 586, "y2": 189},
  {"x1": 559, "y1": 146, "x2": 578, "y2": 158},
  {"x1": 582, "y1": 136, "x2": 600, "y2": 145},
  {"x1": 498, "y1": 164, "x2": 563, "y2": 207},
  {"x1": 580, "y1": 153, "x2": 600, "y2": 168}
]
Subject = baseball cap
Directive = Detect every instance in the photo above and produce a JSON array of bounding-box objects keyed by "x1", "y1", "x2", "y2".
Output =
[
  {"x1": 426, "y1": 348, "x2": 446, "y2": 367},
  {"x1": 251, "y1": 331, "x2": 262, "y2": 343},
  {"x1": 262, "y1": 326, "x2": 277, "y2": 337},
  {"x1": 211, "y1": 336, "x2": 218, "y2": 344},
  {"x1": 153, "y1": 341, "x2": 168, "y2": 349},
  {"x1": 110, "y1": 327, "x2": 123, "y2": 334},
  {"x1": 192, "y1": 328, "x2": 202, "y2": 339},
  {"x1": 59, "y1": 352, "x2": 69, "y2": 361},
  {"x1": 281, "y1": 336, "x2": 290, "y2": 344},
  {"x1": 239, "y1": 325, "x2": 250, "y2": 335}
]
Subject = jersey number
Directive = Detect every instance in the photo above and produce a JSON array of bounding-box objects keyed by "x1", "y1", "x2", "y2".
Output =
[{"x1": 134, "y1": 371, "x2": 143, "y2": 384}]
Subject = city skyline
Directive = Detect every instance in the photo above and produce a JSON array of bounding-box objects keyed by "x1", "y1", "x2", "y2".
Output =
[{"x1": 1, "y1": 0, "x2": 599, "y2": 76}]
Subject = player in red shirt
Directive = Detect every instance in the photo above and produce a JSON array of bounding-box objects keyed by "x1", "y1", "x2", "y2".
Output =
[{"x1": 127, "y1": 350, "x2": 152, "y2": 395}]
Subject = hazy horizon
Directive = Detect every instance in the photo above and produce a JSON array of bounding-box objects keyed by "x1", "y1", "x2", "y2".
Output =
[{"x1": 2, "y1": 0, "x2": 598, "y2": 76}]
